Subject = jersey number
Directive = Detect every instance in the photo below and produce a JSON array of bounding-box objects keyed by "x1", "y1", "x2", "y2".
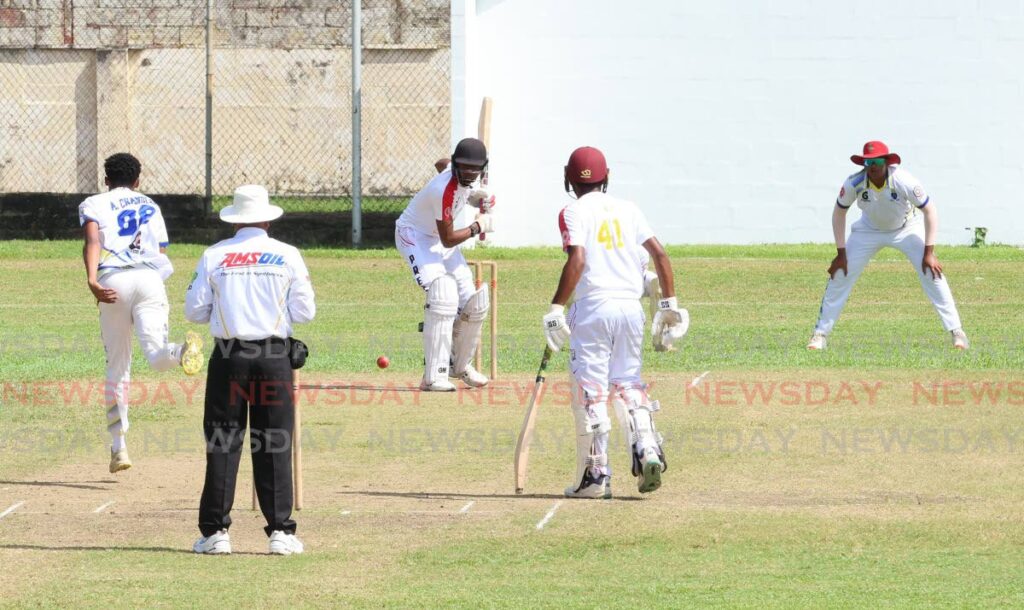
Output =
[
  {"x1": 597, "y1": 219, "x2": 624, "y2": 250},
  {"x1": 117, "y1": 205, "x2": 155, "y2": 237}
]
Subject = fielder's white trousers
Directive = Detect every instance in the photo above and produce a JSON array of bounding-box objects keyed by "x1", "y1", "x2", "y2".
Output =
[
  {"x1": 98, "y1": 268, "x2": 181, "y2": 434},
  {"x1": 814, "y1": 217, "x2": 963, "y2": 335},
  {"x1": 568, "y1": 298, "x2": 646, "y2": 403},
  {"x1": 395, "y1": 224, "x2": 476, "y2": 306}
]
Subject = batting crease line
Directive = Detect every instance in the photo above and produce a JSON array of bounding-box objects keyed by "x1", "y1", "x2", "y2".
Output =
[
  {"x1": 459, "y1": 501, "x2": 475, "y2": 514},
  {"x1": 0, "y1": 502, "x2": 25, "y2": 520},
  {"x1": 93, "y1": 501, "x2": 116, "y2": 514},
  {"x1": 535, "y1": 501, "x2": 562, "y2": 530}
]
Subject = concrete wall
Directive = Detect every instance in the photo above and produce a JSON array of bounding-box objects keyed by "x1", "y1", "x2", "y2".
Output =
[
  {"x1": 0, "y1": 0, "x2": 449, "y2": 195},
  {"x1": 454, "y1": 0, "x2": 1024, "y2": 246}
]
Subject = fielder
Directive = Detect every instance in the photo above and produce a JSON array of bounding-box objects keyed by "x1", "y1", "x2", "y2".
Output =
[
  {"x1": 543, "y1": 146, "x2": 689, "y2": 498},
  {"x1": 808, "y1": 141, "x2": 968, "y2": 350},
  {"x1": 396, "y1": 137, "x2": 496, "y2": 391},
  {"x1": 79, "y1": 153, "x2": 203, "y2": 474}
]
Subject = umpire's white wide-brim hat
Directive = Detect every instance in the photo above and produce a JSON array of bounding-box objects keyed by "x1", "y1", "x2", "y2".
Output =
[{"x1": 219, "y1": 185, "x2": 284, "y2": 224}]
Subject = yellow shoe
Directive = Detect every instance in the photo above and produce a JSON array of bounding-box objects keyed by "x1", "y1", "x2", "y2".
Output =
[
  {"x1": 181, "y1": 331, "x2": 204, "y2": 376},
  {"x1": 109, "y1": 448, "x2": 132, "y2": 473}
]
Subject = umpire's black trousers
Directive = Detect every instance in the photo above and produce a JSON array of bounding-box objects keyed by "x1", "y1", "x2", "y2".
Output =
[{"x1": 199, "y1": 337, "x2": 296, "y2": 537}]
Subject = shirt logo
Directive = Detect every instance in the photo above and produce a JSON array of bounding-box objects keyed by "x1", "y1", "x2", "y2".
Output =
[
  {"x1": 913, "y1": 186, "x2": 924, "y2": 199},
  {"x1": 219, "y1": 252, "x2": 286, "y2": 268}
]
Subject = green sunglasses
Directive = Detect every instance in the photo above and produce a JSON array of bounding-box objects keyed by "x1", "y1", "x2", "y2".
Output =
[{"x1": 863, "y1": 158, "x2": 886, "y2": 167}]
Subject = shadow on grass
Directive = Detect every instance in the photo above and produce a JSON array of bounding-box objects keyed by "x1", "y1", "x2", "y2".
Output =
[
  {"x1": 337, "y1": 490, "x2": 643, "y2": 501},
  {"x1": 0, "y1": 480, "x2": 113, "y2": 491},
  {"x1": 0, "y1": 543, "x2": 264, "y2": 556}
]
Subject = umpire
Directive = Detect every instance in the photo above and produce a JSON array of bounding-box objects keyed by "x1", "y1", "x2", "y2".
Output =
[{"x1": 185, "y1": 185, "x2": 316, "y2": 555}]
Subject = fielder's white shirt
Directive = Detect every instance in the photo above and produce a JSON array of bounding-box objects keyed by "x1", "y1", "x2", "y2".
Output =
[
  {"x1": 78, "y1": 187, "x2": 172, "y2": 277},
  {"x1": 836, "y1": 166, "x2": 929, "y2": 231},
  {"x1": 396, "y1": 169, "x2": 474, "y2": 236},
  {"x1": 184, "y1": 227, "x2": 316, "y2": 340},
  {"x1": 559, "y1": 191, "x2": 655, "y2": 302}
]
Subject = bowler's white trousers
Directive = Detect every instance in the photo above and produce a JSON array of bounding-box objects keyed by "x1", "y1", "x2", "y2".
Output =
[{"x1": 814, "y1": 217, "x2": 962, "y2": 335}]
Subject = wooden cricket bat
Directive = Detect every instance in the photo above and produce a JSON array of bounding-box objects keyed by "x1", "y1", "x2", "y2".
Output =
[
  {"x1": 514, "y1": 346, "x2": 553, "y2": 494},
  {"x1": 477, "y1": 97, "x2": 493, "y2": 241}
]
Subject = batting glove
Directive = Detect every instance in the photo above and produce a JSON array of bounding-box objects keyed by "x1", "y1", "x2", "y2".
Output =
[
  {"x1": 473, "y1": 212, "x2": 496, "y2": 234},
  {"x1": 542, "y1": 304, "x2": 571, "y2": 352},
  {"x1": 468, "y1": 188, "x2": 495, "y2": 209},
  {"x1": 652, "y1": 297, "x2": 689, "y2": 352}
]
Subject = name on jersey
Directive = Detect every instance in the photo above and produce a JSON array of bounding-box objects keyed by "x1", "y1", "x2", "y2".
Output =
[
  {"x1": 110, "y1": 195, "x2": 151, "y2": 211},
  {"x1": 220, "y1": 252, "x2": 286, "y2": 268}
]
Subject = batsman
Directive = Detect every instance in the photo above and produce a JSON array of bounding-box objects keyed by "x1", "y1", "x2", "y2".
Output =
[
  {"x1": 544, "y1": 146, "x2": 689, "y2": 498},
  {"x1": 395, "y1": 137, "x2": 496, "y2": 391}
]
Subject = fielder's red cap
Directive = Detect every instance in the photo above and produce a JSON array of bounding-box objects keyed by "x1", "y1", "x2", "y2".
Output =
[
  {"x1": 850, "y1": 140, "x2": 901, "y2": 166},
  {"x1": 566, "y1": 146, "x2": 608, "y2": 184}
]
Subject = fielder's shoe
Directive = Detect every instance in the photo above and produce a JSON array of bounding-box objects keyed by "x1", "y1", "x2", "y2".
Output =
[
  {"x1": 452, "y1": 365, "x2": 488, "y2": 388},
  {"x1": 420, "y1": 378, "x2": 457, "y2": 392},
  {"x1": 951, "y1": 328, "x2": 969, "y2": 350},
  {"x1": 180, "y1": 331, "x2": 204, "y2": 376},
  {"x1": 269, "y1": 531, "x2": 304, "y2": 555},
  {"x1": 806, "y1": 332, "x2": 827, "y2": 351},
  {"x1": 636, "y1": 447, "x2": 664, "y2": 494},
  {"x1": 109, "y1": 447, "x2": 132, "y2": 473},
  {"x1": 564, "y1": 472, "x2": 612, "y2": 499},
  {"x1": 193, "y1": 529, "x2": 232, "y2": 555}
]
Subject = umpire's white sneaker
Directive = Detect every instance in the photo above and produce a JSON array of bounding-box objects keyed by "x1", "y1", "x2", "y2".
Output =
[
  {"x1": 420, "y1": 378, "x2": 456, "y2": 392},
  {"x1": 452, "y1": 365, "x2": 488, "y2": 388},
  {"x1": 951, "y1": 328, "x2": 969, "y2": 350},
  {"x1": 193, "y1": 529, "x2": 231, "y2": 554},
  {"x1": 806, "y1": 332, "x2": 827, "y2": 350},
  {"x1": 109, "y1": 447, "x2": 132, "y2": 473},
  {"x1": 269, "y1": 531, "x2": 304, "y2": 555}
]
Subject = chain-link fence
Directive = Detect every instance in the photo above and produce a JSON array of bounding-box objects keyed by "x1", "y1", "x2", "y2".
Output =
[{"x1": 0, "y1": 1, "x2": 450, "y2": 245}]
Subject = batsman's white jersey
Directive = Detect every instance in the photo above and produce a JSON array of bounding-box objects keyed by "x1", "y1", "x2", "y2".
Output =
[
  {"x1": 836, "y1": 166, "x2": 928, "y2": 231},
  {"x1": 80, "y1": 188, "x2": 182, "y2": 449},
  {"x1": 560, "y1": 191, "x2": 656, "y2": 396},
  {"x1": 396, "y1": 168, "x2": 473, "y2": 237},
  {"x1": 79, "y1": 187, "x2": 173, "y2": 280}
]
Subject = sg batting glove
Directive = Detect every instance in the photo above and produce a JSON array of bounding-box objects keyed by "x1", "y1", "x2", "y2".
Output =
[
  {"x1": 542, "y1": 304, "x2": 571, "y2": 352},
  {"x1": 468, "y1": 188, "x2": 495, "y2": 209},
  {"x1": 652, "y1": 296, "x2": 689, "y2": 352}
]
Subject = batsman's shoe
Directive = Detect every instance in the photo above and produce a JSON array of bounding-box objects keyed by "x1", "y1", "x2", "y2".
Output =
[
  {"x1": 269, "y1": 531, "x2": 304, "y2": 555},
  {"x1": 193, "y1": 529, "x2": 232, "y2": 555},
  {"x1": 951, "y1": 328, "x2": 969, "y2": 350},
  {"x1": 109, "y1": 447, "x2": 132, "y2": 473},
  {"x1": 420, "y1": 378, "x2": 456, "y2": 392},
  {"x1": 636, "y1": 447, "x2": 664, "y2": 494},
  {"x1": 806, "y1": 332, "x2": 827, "y2": 351},
  {"x1": 180, "y1": 331, "x2": 204, "y2": 376},
  {"x1": 564, "y1": 471, "x2": 612, "y2": 500},
  {"x1": 452, "y1": 365, "x2": 488, "y2": 388}
]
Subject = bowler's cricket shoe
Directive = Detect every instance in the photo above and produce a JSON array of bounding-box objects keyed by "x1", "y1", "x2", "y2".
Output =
[
  {"x1": 951, "y1": 328, "x2": 969, "y2": 350},
  {"x1": 269, "y1": 531, "x2": 304, "y2": 555},
  {"x1": 193, "y1": 529, "x2": 232, "y2": 555},
  {"x1": 564, "y1": 471, "x2": 612, "y2": 499},
  {"x1": 109, "y1": 447, "x2": 132, "y2": 473},
  {"x1": 452, "y1": 364, "x2": 488, "y2": 388},
  {"x1": 180, "y1": 330, "x2": 204, "y2": 376},
  {"x1": 636, "y1": 447, "x2": 664, "y2": 494},
  {"x1": 806, "y1": 332, "x2": 827, "y2": 350}
]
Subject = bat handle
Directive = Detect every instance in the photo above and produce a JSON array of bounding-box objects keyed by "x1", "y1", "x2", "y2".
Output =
[{"x1": 479, "y1": 201, "x2": 489, "y2": 241}]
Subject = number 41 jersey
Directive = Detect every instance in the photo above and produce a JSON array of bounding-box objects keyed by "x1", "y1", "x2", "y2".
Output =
[
  {"x1": 558, "y1": 191, "x2": 655, "y2": 302},
  {"x1": 79, "y1": 187, "x2": 172, "y2": 278}
]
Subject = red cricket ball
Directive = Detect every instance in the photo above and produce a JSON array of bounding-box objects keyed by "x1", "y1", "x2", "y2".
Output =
[{"x1": 376, "y1": 355, "x2": 390, "y2": 369}]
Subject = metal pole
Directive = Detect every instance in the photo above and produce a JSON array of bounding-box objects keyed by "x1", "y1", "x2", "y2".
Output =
[
  {"x1": 351, "y1": 0, "x2": 362, "y2": 248},
  {"x1": 204, "y1": 0, "x2": 213, "y2": 215}
]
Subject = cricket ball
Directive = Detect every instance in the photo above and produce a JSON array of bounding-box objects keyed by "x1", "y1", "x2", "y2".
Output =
[{"x1": 376, "y1": 355, "x2": 390, "y2": 369}]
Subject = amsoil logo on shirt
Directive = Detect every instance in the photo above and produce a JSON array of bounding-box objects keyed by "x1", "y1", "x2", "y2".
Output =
[{"x1": 219, "y1": 252, "x2": 286, "y2": 268}]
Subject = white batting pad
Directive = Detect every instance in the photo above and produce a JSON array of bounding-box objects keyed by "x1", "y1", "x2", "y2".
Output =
[
  {"x1": 451, "y1": 285, "x2": 489, "y2": 376},
  {"x1": 423, "y1": 275, "x2": 458, "y2": 385}
]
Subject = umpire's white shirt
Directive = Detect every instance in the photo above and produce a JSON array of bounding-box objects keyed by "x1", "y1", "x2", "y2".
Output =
[{"x1": 185, "y1": 227, "x2": 315, "y2": 339}]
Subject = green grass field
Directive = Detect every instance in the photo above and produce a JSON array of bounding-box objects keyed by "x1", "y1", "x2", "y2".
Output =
[{"x1": 1, "y1": 241, "x2": 1023, "y2": 608}]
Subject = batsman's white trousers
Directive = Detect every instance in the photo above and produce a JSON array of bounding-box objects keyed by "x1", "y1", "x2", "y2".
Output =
[
  {"x1": 395, "y1": 224, "x2": 476, "y2": 306},
  {"x1": 814, "y1": 217, "x2": 963, "y2": 335},
  {"x1": 568, "y1": 298, "x2": 646, "y2": 403},
  {"x1": 98, "y1": 267, "x2": 181, "y2": 431}
]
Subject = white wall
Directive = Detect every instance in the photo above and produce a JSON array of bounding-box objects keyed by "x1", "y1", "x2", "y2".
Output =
[{"x1": 452, "y1": 0, "x2": 1024, "y2": 246}]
